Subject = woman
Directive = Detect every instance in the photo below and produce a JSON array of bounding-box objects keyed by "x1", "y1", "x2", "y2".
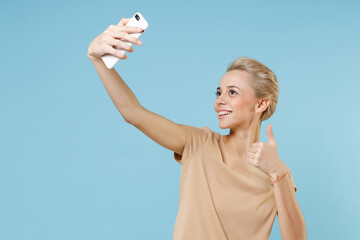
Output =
[{"x1": 87, "y1": 18, "x2": 307, "y2": 240}]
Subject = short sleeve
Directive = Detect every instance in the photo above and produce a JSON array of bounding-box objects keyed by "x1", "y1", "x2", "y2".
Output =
[{"x1": 173, "y1": 124, "x2": 211, "y2": 165}]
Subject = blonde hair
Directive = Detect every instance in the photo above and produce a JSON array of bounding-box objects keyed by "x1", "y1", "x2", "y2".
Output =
[{"x1": 226, "y1": 57, "x2": 279, "y2": 122}]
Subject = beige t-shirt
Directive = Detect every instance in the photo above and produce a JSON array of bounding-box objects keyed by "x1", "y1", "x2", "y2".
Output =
[{"x1": 173, "y1": 124, "x2": 297, "y2": 240}]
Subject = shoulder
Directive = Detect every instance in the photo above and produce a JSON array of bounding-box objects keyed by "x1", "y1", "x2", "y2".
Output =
[
  {"x1": 200, "y1": 126, "x2": 222, "y2": 142},
  {"x1": 178, "y1": 124, "x2": 221, "y2": 141},
  {"x1": 202, "y1": 126, "x2": 220, "y2": 135},
  {"x1": 199, "y1": 126, "x2": 213, "y2": 133},
  {"x1": 178, "y1": 124, "x2": 212, "y2": 133}
]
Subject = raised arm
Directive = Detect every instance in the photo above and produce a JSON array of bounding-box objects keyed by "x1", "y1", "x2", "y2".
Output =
[{"x1": 87, "y1": 18, "x2": 186, "y2": 156}]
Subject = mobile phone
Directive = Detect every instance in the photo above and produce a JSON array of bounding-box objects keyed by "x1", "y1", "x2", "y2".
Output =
[{"x1": 101, "y1": 12, "x2": 149, "y2": 69}]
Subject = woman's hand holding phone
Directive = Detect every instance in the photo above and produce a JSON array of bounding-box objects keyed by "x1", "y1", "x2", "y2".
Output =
[{"x1": 87, "y1": 18, "x2": 143, "y2": 61}]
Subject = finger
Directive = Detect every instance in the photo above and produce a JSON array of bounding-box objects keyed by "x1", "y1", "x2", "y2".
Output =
[
  {"x1": 249, "y1": 149, "x2": 258, "y2": 155},
  {"x1": 117, "y1": 18, "x2": 130, "y2": 26},
  {"x1": 249, "y1": 145, "x2": 260, "y2": 152},
  {"x1": 247, "y1": 152, "x2": 255, "y2": 158},
  {"x1": 108, "y1": 30, "x2": 142, "y2": 46},
  {"x1": 103, "y1": 35, "x2": 134, "y2": 52},
  {"x1": 247, "y1": 156, "x2": 255, "y2": 165},
  {"x1": 107, "y1": 25, "x2": 143, "y2": 35},
  {"x1": 251, "y1": 142, "x2": 261, "y2": 148},
  {"x1": 103, "y1": 44, "x2": 127, "y2": 59},
  {"x1": 105, "y1": 37, "x2": 134, "y2": 52},
  {"x1": 267, "y1": 124, "x2": 276, "y2": 144},
  {"x1": 248, "y1": 149, "x2": 259, "y2": 156},
  {"x1": 113, "y1": 24, "x2": 143, "y2": 33}
]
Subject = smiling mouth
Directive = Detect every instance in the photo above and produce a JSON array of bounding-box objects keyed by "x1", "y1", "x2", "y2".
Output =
[{"x1": 218, "y1": 112, "x2": 232, "y2": 117}]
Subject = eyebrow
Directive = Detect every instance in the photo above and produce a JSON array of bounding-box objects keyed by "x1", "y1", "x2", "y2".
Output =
[{"x1": 216, "y1": 86, "x2": 240, "y2": 91}]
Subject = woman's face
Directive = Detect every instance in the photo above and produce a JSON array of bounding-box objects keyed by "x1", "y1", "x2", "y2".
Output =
[{"x1": 214, "y1": 70, "x2": 260, "y2": 129}]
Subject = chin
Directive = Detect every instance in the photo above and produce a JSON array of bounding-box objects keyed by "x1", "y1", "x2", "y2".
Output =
[
  {"x1": 218, "y1": 121, "x2": 232, "y2": 129},
  {"x1": 219, "y1": 117, "x2": 245, "y2": 130}
]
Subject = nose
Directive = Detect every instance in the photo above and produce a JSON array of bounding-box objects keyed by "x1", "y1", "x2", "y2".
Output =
[{"x1": 215, "y1": 93, "x2": 227, "y2": 106}]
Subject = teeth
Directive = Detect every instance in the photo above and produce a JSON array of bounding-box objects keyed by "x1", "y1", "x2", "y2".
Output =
[{"x1": 219, "y1": 111, "x2": 232, "y2": 116}]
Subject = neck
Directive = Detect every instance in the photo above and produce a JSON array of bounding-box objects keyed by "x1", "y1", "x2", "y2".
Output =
[{"x1": 224, "y1": 120, "x2": 261, "y2": 159}]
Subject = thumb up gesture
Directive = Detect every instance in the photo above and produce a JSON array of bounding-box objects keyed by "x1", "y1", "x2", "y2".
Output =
[{"x1": 247, "y1": 124, "x2": 287, "y2": 179}]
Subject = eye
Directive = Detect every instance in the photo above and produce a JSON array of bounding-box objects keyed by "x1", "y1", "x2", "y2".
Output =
[
  {"x1": 229, "y1": 90, "x2": 237, "y2": 95},
  {"x1": 215, "y1": 91, "x2": 221, "y2": 97}
]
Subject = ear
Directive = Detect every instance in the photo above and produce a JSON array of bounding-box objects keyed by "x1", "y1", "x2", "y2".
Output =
[{"x1": 255, "y1": 98, "x2": 270, "y2": 114}]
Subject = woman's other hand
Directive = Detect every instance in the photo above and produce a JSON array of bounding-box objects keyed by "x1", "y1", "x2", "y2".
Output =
[{"x1": 247, "y1": 124, "x2": 287, "y2": 179}]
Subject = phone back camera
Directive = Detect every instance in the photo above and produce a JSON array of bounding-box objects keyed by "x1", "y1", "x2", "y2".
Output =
[{"x1": 135, "y1": 14, "x2": 140, "y2": 21}]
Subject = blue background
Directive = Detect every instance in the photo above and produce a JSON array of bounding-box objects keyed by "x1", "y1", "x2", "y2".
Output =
[{"x1": 1, "y1": 0, "x2": 359, "y2": 239}]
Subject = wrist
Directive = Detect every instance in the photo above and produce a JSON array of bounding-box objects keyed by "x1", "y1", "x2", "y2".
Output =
[
  {"x1": 88, "y1": 53, "x2": 101, "y2": 61},
  {"x1": 269, "y1": 165, "x2": 288, "y2": 182},
  {"x1": 88, "y1": 54, "x2": 99, "y2": 60}
]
